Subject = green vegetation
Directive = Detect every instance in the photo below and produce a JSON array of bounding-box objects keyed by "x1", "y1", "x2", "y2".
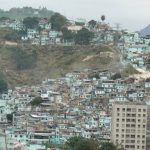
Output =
[
  {"x1": 75, "y1": 28, "x2": 93, "y2": 45},
  {"x1": 100, "y1": 142, "x2": 123, "y2": 150},
  {"x1": 4, "y1": 30, "x2": 22, "y2": 42},
  {"x1": 30, "y1": 97, "x2": 42, "y2": 106},
  {"x1": 64, "y1": 136, "x2": 123, "y2": 150},
  {"x1": 12, "y1": 48, "x2": 37, "y2": 70},
  {"x1": 145, "y1": 77, "x2": 150, "y2": 82},
  {"x1": 23, "y1": 17, "x2": 39, "y2": 29},
  {"x1": 61, "y1": 27, "x2": 75, "y2": 42},
  {"x1": 111, "y1": 73, "x2": 122, "y2": 80},
  {"x1": 101, "y1": 15, "x2": 106, "y2": 22},
  {"x1": 0, "y1": 44, "x2": 117, "y2": 86},
  {"x1": 88, "y1": 20, "x2": 97, "y2": 29},
  {"x1": 50, "y1": 13, "x2": 67, "y2": 31},
  {"x1": 0, "y1": 72, "x2": 8, "y2": 93},
  {"x1": 0, "y1": 28, "x2": 23, "y2": 42},
  {"x1": 0, "y1": 7, "x2": 54, "y2": 19},
  {"x1": 123, "y1": 64, "x2": 139, "y2": 76}
]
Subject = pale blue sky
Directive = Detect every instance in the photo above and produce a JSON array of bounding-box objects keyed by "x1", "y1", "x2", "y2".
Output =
[{"x1": 0, "y1": 0, "x2": 150, "y2": 31}]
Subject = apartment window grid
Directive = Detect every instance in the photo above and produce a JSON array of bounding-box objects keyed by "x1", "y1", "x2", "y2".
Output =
[{"x1": 111, "y1": 103, "x2": 147, "y2": 150}]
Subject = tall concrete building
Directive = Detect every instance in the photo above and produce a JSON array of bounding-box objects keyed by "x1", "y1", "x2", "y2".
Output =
[
  {"x1": 146, "y1": 106, "x2": 150, "y2": 150},
  {"x1": 111, "y1": 102, "x2": 147, "y2": 150}
]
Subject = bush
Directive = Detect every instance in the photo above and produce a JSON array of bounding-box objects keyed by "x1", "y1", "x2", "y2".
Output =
[
  {"x1": 12, "y1": 48, "x2": 37, "y2": 70},
  {"x1": 0, "y1": 72, "x2": 8, "y2": 94},
  {"x1": 30, "y1": 97, "x2": 42, "y2": 106},
  {"x1": 123, "y1": 64, "x2": 139, "y2": 76},
  {"x1": 111, "y1": 73, "x2": 122, "y2": 80}
]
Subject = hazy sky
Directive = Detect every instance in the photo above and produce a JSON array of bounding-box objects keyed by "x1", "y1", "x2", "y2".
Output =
[{"x1": 0, "y1": 0, "x2": 150, "y2": 31}]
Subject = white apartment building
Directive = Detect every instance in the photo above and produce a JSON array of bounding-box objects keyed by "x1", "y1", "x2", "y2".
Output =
[{"x1": 111, "y1": 102, "x2": 147, "y2": 150}]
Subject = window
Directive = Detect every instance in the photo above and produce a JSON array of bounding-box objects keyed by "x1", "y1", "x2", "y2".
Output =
[
  {"x1": 131, "y1": 135, "x2": 135, "y2": 138},
  {"x1": 138, "y1": 109, "x2": 141, "y2": 112},
  {"x1": 117, "y1": 108, "x2": 120, "y2": 111},
  {"x1": 143, "y1": 114, "x2": 146, "y2": 117},
  {"x1": 132, "y1": 114, "x2": 136, "y2": 117},
  {"x1": 131, "y1": 124, "x2": 135, "y2": 127},
  {"x1": 132, "y1": 108, "x2": 136, "y2": 112},
  {"x1": 122, "y1": 113, "x2": 125, "y2": 117},
  {"x1": 126, "y1": 119, "x2": 130, "y2": 122},
  {"x1": 127, "y1": 108, "x2": 131, "y2": 112},
  {"x1": 125, "y1": 145, "x2": 129, "y2": 148},
  {"x1": 126, "y1": 135, "x2": 130, "y2": 138},
  {"x1": 122, "y1": 108, "x2": 125, "y2": 111},
  {"x1": 126, "y1": 124, "x2": 130, "y2": 127}
]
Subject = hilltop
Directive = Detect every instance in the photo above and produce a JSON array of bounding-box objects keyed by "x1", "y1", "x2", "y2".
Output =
[
  {"x1": 0, "y1": 7, "x2": 54, "y2": 19},
  {"x1": 0, "y1": 43, "x2": 122, "y2": 87},
  {"x1": 139, "y1": 24, "x2": 150, "y2": 38}
]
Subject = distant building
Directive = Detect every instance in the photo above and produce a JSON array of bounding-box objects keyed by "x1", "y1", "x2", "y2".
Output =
[{"x1": 111, "y1": 102, "x2": 147, "y2": 150}]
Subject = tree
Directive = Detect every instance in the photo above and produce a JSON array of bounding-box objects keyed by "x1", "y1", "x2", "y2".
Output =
[
  {"x1": 0, "y1": 17, "x2": 10, "y2": 21},
  {"x1": 61, "y1": 27, "x2": 74, "y2": 42},
  {"x1": 65, "y1": 136, "x2": 123, "y2": 150},
  {"x1": 0, "y1": 73, "x2": 8, "y2": 94},
  {"x1": 0, "y1": 79, "x2": 8, "y2": 94},
  {"x1": 88, "y1": 20, "x2": 97, "y2": 29},
  {"x1": 4, "y1": 30, "x2": 22, "y2": 42},
  {"x1": 75, "y1": 28, "x2": 93, "y2": 45},
  {"x1": 100, "y1": 142, "x2": 123, "y2": 150},
  {"x1": 101, "y1": 15, "x2": 106, "y2": 22},
  {"x1": 30, "y1": 97, "x2": 42, "y2": 106},
  {"x1": 23, "y1": 17, "x2": 39, "y2": 29},
  {"x1": 111, "y1": 73, "x2": 122, "y2": 80},
  {"x1": 65, "y1": 136, "x2": 99, "y2": 150},
  {"x1": 50, "y1": 13, "x2": 67, "y2": 31},
  {"x1": 146, "y1": 77, "x2": 150, "y2": 82},
  {"x1": 12, "y1": 48, "x2": 37, "y2": 70}
]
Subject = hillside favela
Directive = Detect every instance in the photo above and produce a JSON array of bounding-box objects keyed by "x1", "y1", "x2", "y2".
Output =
[{"x1": 0, "y1": 0, "x2": 150, "y2": 150}]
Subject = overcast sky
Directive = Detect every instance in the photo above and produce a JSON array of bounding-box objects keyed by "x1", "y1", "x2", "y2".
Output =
[{"x1": 0, "y1": 0, "x2": 150, "y2": 31}]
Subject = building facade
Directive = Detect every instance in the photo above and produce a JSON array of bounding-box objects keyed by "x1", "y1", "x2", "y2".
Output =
[{"x1": 111, "y1": 102, "x2": 147, "y2": 150}]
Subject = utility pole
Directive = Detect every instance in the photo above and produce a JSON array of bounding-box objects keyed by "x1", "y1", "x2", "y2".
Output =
[
  {"x1": 114, "y1": 23, "x2": 121, "y2": 46},
  {"x1": 4, "y1": 132, "x2": 8, "y2": 150}
]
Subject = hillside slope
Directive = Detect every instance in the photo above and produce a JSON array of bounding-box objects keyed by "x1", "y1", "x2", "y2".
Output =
[
  {"x1": 0, "y1": 7, "x2": 54, "y2": 19},
  {"x1": 0, "y1": 44, "x2": 121, "y2": 87},
  {"x1": 139, "y1": 24, "x2": 150, "y2": 37}
]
